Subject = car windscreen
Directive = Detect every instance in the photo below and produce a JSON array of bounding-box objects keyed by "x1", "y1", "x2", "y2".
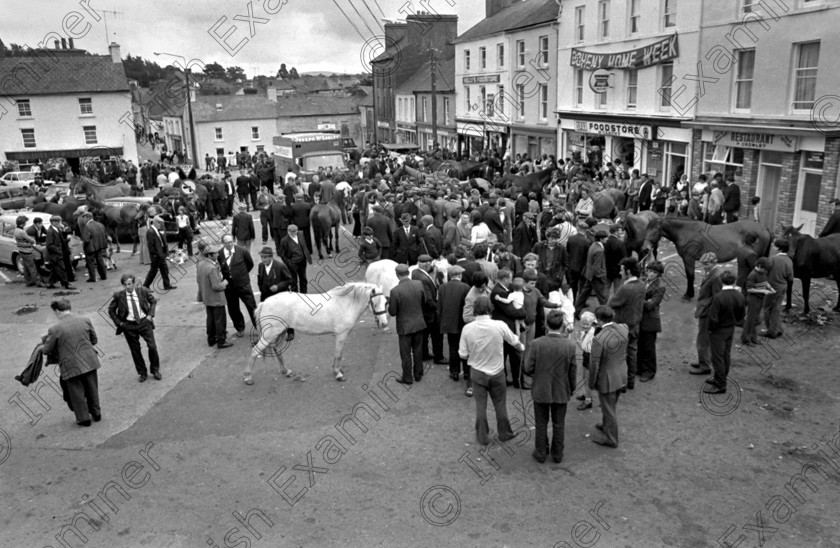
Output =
[{"x1": 302, "y1": 154, "x2": 345, "y2": 172}]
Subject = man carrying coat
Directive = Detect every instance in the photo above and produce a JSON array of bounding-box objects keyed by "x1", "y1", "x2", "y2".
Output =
[
  {"x1": 387, "y1": 264, "x2": 427, "y2": 384},
  {"x1": 589, "y1": 305, "x2": 628, "y2": 448}
]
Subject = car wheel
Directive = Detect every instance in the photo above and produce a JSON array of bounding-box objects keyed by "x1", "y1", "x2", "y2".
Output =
[{"x1": 14, "y1": 253, "x2": 24, "y2": 275}]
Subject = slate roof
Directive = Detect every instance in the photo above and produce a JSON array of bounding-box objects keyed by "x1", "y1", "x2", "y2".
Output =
[
  {"x1": 192, "y1": 95, "x2": 278, "y2": 123},
  {"x1": 275, "y1": 95, "x2": 360, "y2": 117},
  {"x1": 0, "y1": 54, "x2": 129, "y2": 95},
  {"x1": 396, "y1": 56, "x2": 456, "y2": 94},
  {"x1": 452, "y1": 0, "x2": 558, "y2": 43}
]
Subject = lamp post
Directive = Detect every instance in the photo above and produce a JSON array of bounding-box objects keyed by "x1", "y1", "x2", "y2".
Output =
[{"x1": 154, "y1": 52, "x2": 200, "y2": 171}]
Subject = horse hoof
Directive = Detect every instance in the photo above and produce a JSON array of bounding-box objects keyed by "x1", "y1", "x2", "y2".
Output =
[
  {"x1": 243, "y1": 376, "x2": 254, "y2": 386},
  {"x1": 284, "y1": 371, "x2": 294, "y2": 378},
  {"x1": 336, "y1": 375, "x2": 346, "y2": 382}
]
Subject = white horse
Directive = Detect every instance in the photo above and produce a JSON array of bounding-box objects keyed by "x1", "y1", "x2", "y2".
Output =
[
  {"x1": 547, "y1": 287, "x2": 576, "y2": 334},
  {"x1": 244, "y1": 282, "x2": 389, "y2": 384},
  {"x1": 364, "y1": 258, "x2": 451, "y2": 300}
]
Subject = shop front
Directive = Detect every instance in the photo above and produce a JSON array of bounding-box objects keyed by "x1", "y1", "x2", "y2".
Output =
[
  {"x1": 511, "y1": 127, "x2": 555, "y2": 162},
  {"x1": 396, "y1": 122, "x2": 417, "y2": 146}
]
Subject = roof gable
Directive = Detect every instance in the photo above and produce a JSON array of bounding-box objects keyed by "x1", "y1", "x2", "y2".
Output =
[
  {"x1": 0, "y1": 54, "x2": 129, "y2": 96},
  {"x1": 453, "y1": 0, "x2": 558, "y2": 43}
]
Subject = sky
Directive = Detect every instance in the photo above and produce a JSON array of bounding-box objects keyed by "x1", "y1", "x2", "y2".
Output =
[{"x1": 1, "y1": 0, "x2": 485, "y2": 76}]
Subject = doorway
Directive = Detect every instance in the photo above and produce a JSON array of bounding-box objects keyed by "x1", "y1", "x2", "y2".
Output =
[
  {"x1": 757, "y1": 164, "x2": 781, "y2": 230},
  {"x1": 793, "y1": 171, "x2": 821, "y2": 235}
]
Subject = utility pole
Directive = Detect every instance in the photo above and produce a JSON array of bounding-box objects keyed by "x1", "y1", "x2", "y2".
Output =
[{"x1": 430, "y1": 47, "x2": 438, "y2": 152}]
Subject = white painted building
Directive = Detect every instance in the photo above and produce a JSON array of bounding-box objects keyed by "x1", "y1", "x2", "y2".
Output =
[{"x1": 191, "y1": 96, "x2": 278, "y2": 160}]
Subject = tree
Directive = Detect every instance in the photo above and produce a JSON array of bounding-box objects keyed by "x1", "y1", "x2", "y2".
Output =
[
  {"x1": 203, "y1": 62, "x2": 226, "y2": 80},
  {"x1": 226, "y1": 66, "x2": 246, "y2": 82},
  {"x1": 289, "y1": 67, "x2": 299, "y2": 79},
  {"x1": 277, "y1": 63, "x2": 289, "y2": 79}
]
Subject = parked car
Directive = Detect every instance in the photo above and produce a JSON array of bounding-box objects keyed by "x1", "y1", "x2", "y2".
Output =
[
  {"x1": 0, "y1": 213, "x2": 84, "y2": 275},
  {"x1": 0, "y1": 171, "x2": 38, "y2": 185},
  {"x1": 104, "y1": 196, "x2": 179, "y2": 238},
  {"x1": 0, "y1": 187, "x2": 27, "y2": 210}
]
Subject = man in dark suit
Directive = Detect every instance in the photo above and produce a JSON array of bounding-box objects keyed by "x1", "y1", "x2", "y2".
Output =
[
  {"x1": 604, "y1": 225, "x2": 627, "y2": 296},
  {"x1": 736, "y1": 234, "x2": 759, "y2": 295},
  {"x1": 818, "y1": 198, "x2": 840, "y2": 237},
  {"x1": 589, "y1": 305, "x2": 628, "y2": 448},
  {"x1": 257, "y1": 246, "x2": 293, "y2": 300},
  {"x1": 393, "y1": 212, "x2": 422, "y2": 265},
  {"x1": 366, "y1": 205, "x2": 393, "y2": 260},
  {"x1": 608, "y1": 257, "x2": 645, "y2": 390},
  {"x1": 511, "y1": 212, "x2": 536, "y2": 260},
  {"x1": 196, "y1": 242, "x2": 233, "y2": 349},
  {"x1": 566, "y1": 221, "x2": 593, "y2": 303},
  {"x1": 236, "y1": 170, "x2": 250, "y2": 210},
  {"x1": 231, "y1": 205, "x2": 255, "y2": 252},
  {"x1": 387, "y1": 264, "x2": 427, "y2": 384},
  {"x1": 46, "y1": 215, "x2": 75, "y2": 289},
  {"x1": 81, "y1": 213, "x2": 108, "y2": 282},
  {"x1": 248, "y1": 169, "x2": 260, "y2": 211},
  {"x1": 308, "y1": 176, "x2": 322, "y2": 202},
  {"x1": 219, "y1": 234, "x2": 257, "y2": 337},
  {"x1": 637, "y1": 262, "x2": 666, "y2": 382},
  {"x1": 690, "y1": 252, "x2": 723, "y2": 375},
  {"x1": 722, "y1": 178, "x2": 741, "y2": 223},
  {"x1": 412, "y1": 255, "x2": 444, "y2": 364},
  {"x1": 706, "y1": 270, "x2": 746, "y2": 395},
  {"x1": 291, "y1": 195, "x2": 313, "y2": 253},
  {"x1": 575, "y1": 230, "x2": 609, "y2": 315},
  {"x1": 108, "y1": 273, "x2": 160, "y2": 382},
  {"x1": 41, "y1": 298, "x2": 102, "y2": 427},
  {"x1": 532, "y1": 226, "x2": 568, "y2": 292},
  {"x1": 637, "y1": 178, "x2": 654, "y2": 212},
  {"x1": 269, "y1": 198, "x2": 291, "y2": 254},
  {"x1": 490, "y1": 268, "x2": 527, "y2": 388},
  {"x1": 143, "y1": 217, "x2": 176, "y2": 290},
  {"x1": 523, "y1": 310, "x2": 576, "y2": 463},
  {"x1": 483, "y1": 200, "x2": 505, "y2": 242},
  {"x1": 224, "y1": 174, "x2": 236, "y2": 217},
  {"x1": 438, "y1": 265, "x2": 471, "y2": 391},
  {"x1": 278, "y1": 224, "x2": 312, "y2": 295},
  {"x1": 454, "y1": 247, "x2": 483, "y2": 287}
]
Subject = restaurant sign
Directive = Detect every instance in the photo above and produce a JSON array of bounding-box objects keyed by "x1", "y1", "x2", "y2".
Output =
[
  {"x1": 712, "y1": 131, "x2": 798, "y2": 152},
  {"x1": 570, "y1": 34, "x2": 679, "y2": 70},
  {"x1": 574, "y1": 120, "x2": 653, "y2": 140}
]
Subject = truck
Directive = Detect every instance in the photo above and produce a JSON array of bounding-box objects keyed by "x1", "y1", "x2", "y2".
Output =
[{"x1": 272, "y1": 132, "x2": 351, "y2": 184}]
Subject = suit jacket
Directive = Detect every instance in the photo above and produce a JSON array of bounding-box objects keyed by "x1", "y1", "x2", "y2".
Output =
[
  {"x1": 108, "y1": 287, "x2": 158, "y2": 334},
  {"x1": 278, "y1": 235, "x2": 312, "y2": 265},
  {"x1": 589, "y1": 323, "x2": 629, "y2": 393},
  {"x1": 411, "y1": 267, "x2": 438, "y2": 322},
  {"x1": 583, "y1": 241, "x2": 606, "y2": 281},
  {"x1": 483, "y1": 208, "x2": 505, "y2": 238},
  {"x1": 236, "y1": 175, "x2": 250, "y2": 194},
  {"x1": 532, "y1": 241, "x2": 568, "y2": 288},
  {"x1": 258, "y1": 259, "x2": 293, "y2": 300},
  {"x1": 695, "y1": 267, "x2": 724, "y2": 318},
  {"x1": 269, "y1": 201, "x2": 290, "y2": 231},
  {"x1": 566, "y1": 232, "x2": 592, "y2": 274},
  {"x1": 291, "y1": 201, "x2": 312, "y2": 228},
  {"x1": 366, "y1": 213, "x2": 393, "y2": 248},
  {"x1": 82, "y1": 220, "x2": 108, "y2": 253},
  {"x1": 319, "y1": 180, "x2": 336, "y2": 202},
  {"x1": 387, "y1": 278, "x2": 427, "y2": 335},
  {"x1": 640, "y1": 278, "x2": 666, "y2": 332},
  {"x1": 41, "y1": 315, "x2": 101, "y2": 380},
  {"x1": 638, "y1": 181, "x2": 653, "y2": 208},
  {"x1": 723, "y1": 183, "x2": 741, "y2": 213},
  {"x1": 437, "y1": 279, "x2": 470, "y2": 334},
  {"x1": 421, "y1": 226, "x2": 443, "y2": 259},
  {"x1": 393, "y1": 225, "x2": 422, "y2": 265},
  {"x1": 197, "y1": 258, "x2": 228, "y2": 306},
  {"x1": 490, "y1": 283, "x2": 526, "y2": 330},
  {"x1": 736, "y1": 247, "x2": 758, "y2": 289},
  {"x1": 609, "y1": 278, "x2": 646, "y2": 327},
  {"x1": 708, "y1": 288, "x2": 746, "y2": 331},
  {"x1": 511, "y1": 221, "x2": 535, "y2": 259},
  {"x1": 146, "y1": 226, "x2": 168, "y2": 260},
  {"x1": 456, "y1": 259, "x2": 483, "y2": 287},
  {"x1": 523, "y1": 333, "x2": 577, "y2": 404},
  {"x1": 442, "y1": 219, "x2": 460, "y2": 255},
  {"x1": 819, "y1": 211, "x2": 840, "y2": 237},
  {"x1": 604, "y1": 235, "x2": 627, "y2": 280},
  {"x1": 232, "y1": 212, "x2": 255, "y2": 241},
  {"x1": 219, "y1": 245, "x2": 254, "y2": 286},
  {"x1": 45, "y1": 225, "x2": 65, "y2": 262}
]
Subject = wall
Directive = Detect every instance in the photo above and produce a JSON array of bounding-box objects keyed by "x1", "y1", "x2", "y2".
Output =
[{"x1": 195, "y1": 117, "x2": 277, "y2": 157}]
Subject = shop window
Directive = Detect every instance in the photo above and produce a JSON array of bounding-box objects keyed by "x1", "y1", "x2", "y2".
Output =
[{"x1": 703, "y1": 143, "x2": 744, "y2": 177}]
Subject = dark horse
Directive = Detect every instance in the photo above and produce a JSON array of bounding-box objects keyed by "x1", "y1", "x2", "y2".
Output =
[
  {"x1": 498, "y1": 168, "x2": 554, "y2": 202},
  {"x1": 310, "y1": 195, "x2": 344, "y2": 259},
  {"x1": 644, "y1": 218, "x2": 772, "y2": 300},
  {"x1": 781, "y1": 225, "x2": 840, "y2": 315},
  {"x1": 566, "y1": 180, "x2": 626, "y2": 219},
  {"x1": 86, "y1": 198, "x2": 142, "y2": 254},
  {"x1": 426, "y1": 158, "x2": 487, "y2": 180},
  {"x1": 616, "y1": 210, "x2": 659, "y2": 260}
]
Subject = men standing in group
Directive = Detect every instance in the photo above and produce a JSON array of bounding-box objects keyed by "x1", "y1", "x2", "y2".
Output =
[
  {"x1": 533, "y1": 226, "x2": 568, "y2": 292},
  {"x1": 575, "y1": 229, "x2": 609, "y2": 315},
  {"x1": 41, "y1": 298, "x2": 102, "y2": 427},
  {"x1": 589, "y1": 306, "x2": 628, "y2": 448},
  {"x1": 459, "y1": 296, "x2": 525, "y2": 445},
  {"x1": 412, "y1": 254, "x2": 444, "y2": 364},
  {"x1": 523, "y1": 310, "x2": 576, "y2": 463},
  {"x1": 689, "y1": 252, "x2": 723, "y2": 376},
  {"x1": 438, "y1": 265, "x2": 471, "y2": 395},
  {"x1": 143, "y1": 217, "x2": 177, "y2": 290},
  {"x1": 279, "y1": 224, "x2": 312, "y2": 295},
  {"x1": 762, "y1": 239, "x2": 794, "y2": 339},
  {"x1": 291, "y1": 195, "x2": 313, "y2": 253},
  {"x1": 81, "y1": 213, "x2": 109, "y2": 283},
  {"x1": 108, "y1": 274, "x2": 161, "y2": 382},
  {"x1": 236, "y1": 170, "x2": 250, "y2": 211},
  {"x1": 269, "y1": 195, "x2": 290, "y2": 254},
  {"x1": 45, "y1": 216, "x2": 75, "y2": 289},
  {"x1": 219, "y1": 234, "x2": 257, "y2": 338},
  {"x1": 366, "y1": 205, "x2": 393, "y2": 260},
  {"x1": 393, "y1": 212, "x2": 422, "y2": 265},
  {"x1": 388, "y1": 264, "x2": 427, "y2": 385},
  {"x1": 608, "y1": 257, "x2": 645, "y2": 390},
  {"x1": 257, "y1": 246, "x2": 293, "y2": 301},
  {"x1": 705, "y1": 270, "x2": 746, "y2": 395},
  {"x1": 232, "y1": 205, "x2": 255, "y2": 252},
  {"x1": 196, "y1": 242, "x2": 233, "y2": 349}
]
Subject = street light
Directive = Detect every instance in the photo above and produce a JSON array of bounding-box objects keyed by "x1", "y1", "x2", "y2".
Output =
[{"x1": 154, "y1": 51, "x2": 200, "y2": 171}]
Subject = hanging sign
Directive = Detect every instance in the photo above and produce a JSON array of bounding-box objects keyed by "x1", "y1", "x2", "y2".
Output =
[{"x1": 570, "y1": 33, "x2": 679, "y2": 70}]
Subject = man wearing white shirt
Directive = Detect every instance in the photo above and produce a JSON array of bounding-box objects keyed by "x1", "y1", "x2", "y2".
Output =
[{"x1": 108, "y1": 274, "x2": 161, "y2": 382}]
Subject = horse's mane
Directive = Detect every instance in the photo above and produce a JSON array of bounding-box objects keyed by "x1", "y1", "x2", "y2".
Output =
[{"x1": 328, "y1": 282, "x2": 374, "y2": 297}]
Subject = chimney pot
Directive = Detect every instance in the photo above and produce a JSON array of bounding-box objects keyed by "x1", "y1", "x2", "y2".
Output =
[
  {"x1": 61, "y1": 38, "x2": 67, "y2": 49},
  {"x1": 68, "y1": 38, "x2": 75, "y2": 49},
  {"x1": 54, "y1": 40, "x2": 60, "y2": 49}
]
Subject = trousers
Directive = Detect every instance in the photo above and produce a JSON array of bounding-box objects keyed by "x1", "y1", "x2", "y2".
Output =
[
  {"x1": 65, "y1": 370, "x2": 101, "y2": 424},
  {"x1": 122, "y1": 317, "x2": 160, "y2": 376},
  {"x1": 741, "y1": 294, "x2": 764, "y2": 343},
  {"x1": 398, "y1": 331, "x2": 424, "y2": 382},
  {"x1": 288, "y1": 260, "x2": 308, "y2": 293},
  {"x1": 86, "y1": 249, "x2": 107, "y2": 281},
  {"x1": 471, "y1": 368, "x2": 514, "y2": 445},
  {"x1": 598, "y1": 390, "x2": 621, "y2": 446},
  {"x1": 709, "y1": 327, "x2": 734, "y2": 390},
  {"x1": 447, "y1": 332, "x2": 470, "y2": 381},
  {"x1": 696, "y1": 315, "x2": 712, "y2": 370},
  {"x1": 143, "y1": 256, "x2": 172, "y2": 289},
  {"x1": 636, "y1": 330, "x2": 658, "y2": 378},
  {"x1": 225, "y1": 283, "x2": 257, "y2": 333},
  {"x1": 205, "y1": 305, "x2": 227, "y2": 346},
  {"x1": 763, "y1": 291, "x2": 784, "y2": 336},
  {"x1": 533, "y1": 402, "x2": 567, "y2": 461}
]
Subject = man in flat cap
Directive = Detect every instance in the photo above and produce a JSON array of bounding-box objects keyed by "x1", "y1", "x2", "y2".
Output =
[
  {"x1": 388, "y1": 263, "x2": 427, "y2": 384},
  {"x1": 45, "y1": 215, "x2": 75, "y2": 289},
  {"x1": 762, "y1": 239, "x2": 794, "y2": 339},
  {"x1": 412, "y1": 254, "x2": 444, "y2": 364},
  {"x1": 689, "y1": 252, "x2": 723, "y2": 376},
  {"x1": 196, "y1": 242, "x2": 233, "y2": 349},
  {"x1": 393, "y1": 212, "x2": 422, "y2": 265},
  {"x1": 257, "y1": 246, "x2": 293, "y2": 302},
  {"x1": 231, "y1": 205, "x2": 255, "y2": 252}
]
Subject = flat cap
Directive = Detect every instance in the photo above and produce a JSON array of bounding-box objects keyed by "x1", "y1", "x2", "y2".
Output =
[
  {"x1": 418, "y1": 254, "x2": 433, "y2": 263},
  {"x1": 259, "y1": 246, "x2": 274, "y2": 256},
  {"x1": 699, "y1": 251, "x2": 718, "y2": 264},
  {"x1": 448, "y1": 265, "x2": 465, "y2": 276},
  {"x1": 395, "y1": 264, "x2": 410, "y2": 275}
]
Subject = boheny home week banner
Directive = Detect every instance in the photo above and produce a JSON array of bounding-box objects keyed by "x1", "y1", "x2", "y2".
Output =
[{"x1": 570, "y1": 33, "x2": 679, "y2": 70}]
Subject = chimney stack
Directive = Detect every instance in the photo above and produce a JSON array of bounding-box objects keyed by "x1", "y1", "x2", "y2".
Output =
[
  {"x1": 68, "y1": 38, "x2": 75, "y2": 49},
  {"x1": 61, "y1": 38, "x2": 67, "y2": 49},
  {"x1": 267, "y1": 84, "x2": 277, "y2": 102},
  {"x1": 109, "y1": 42, "x2": 121, "y2": 63},
  {"x1": 54, "y1": 40, "x2": 60, "y2": 49},
  {"x1": 486, "y1": 0, "x2": 519, "y2": 19}
]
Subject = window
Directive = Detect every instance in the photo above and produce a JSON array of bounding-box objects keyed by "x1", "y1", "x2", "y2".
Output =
[
  {"x1": 516, "y1": 40, "x2": 525, "y2": 68},
  {"x1": 597, "y1": 88, "x2": 607, "y2": 109},
  {"x1": 575, "y1": 6, "x2": 585, "y2": 42},
  {"x1": 422, "y1": 97, "x2": 428, "y2": 122},
  {"x1": 497, "y1": 43, "x2": 505, "y2": 68},
  {"x1": 629, "y1": 0, "x2": 640, "y2": 33},
  {"x1": 598, "y1": 1, "x2": 610, "y2": 39},
  {"x1": 398, "y1": 98, "x2": 403, "y2": 121},
  {"x1": 734, "y1": 49, "x2": 755, "y2": 110},
  {"x1": 410, "y1": 97, "x2": 415, "y2": 121},
  {"x1": 498, "y1": 85, "x2": 505, "y2": 115},
  {"x1": 215, "y1": 127, "x2": 223, "y2": 140},
  {"x1": 660, "y1": 62, "x2": 674, "y2": 107},
  {"x1": 444, "y1": 97, "x2": 450, "y2": 125},
  {"x1": 704, "y1": 144, "x2": 744, "y2": 177},
  {"x1": 465, "y1": 87, "x2": 471, "y2": 112},
  {"x1": 627, "y1": 69, "x2": 638, "y2": 108},
  {"x1": 21, "y1": 129, "x2": 35, "y2": 148},
  {"x1": 479, "y1": 86, "x2": 486, "y2": 114},
  {"x1": 464, "y1": 50, "x2": 471, "y2": 71},
  {"x1": 793, "y1": 41, "x2": 820, "y2": 111},
  {"x1": 539, "y1": 85, "x2": 548, "y2": 120},
  {"x1": 83, "y1": 125, "x2": 97, "y2": 145},
  {"x1": 17, "y1": 99, "x2": 31, "y2": 117},
  {"x1": 575, "y1": 70, "x2": 584, "y2": 105},
  {"x1": 79, "y1": 98, "x2": 93, "y2": 115},
  {"x1": 517, "y1": 84, "x2": 525, "y2": 118},
  {"x1": 487, "y1": 93, "x2": 495, "y2": 117},
  {"x1": 743, "y1": 0, "x2": 757, "y2": 12},
  {"x1": 664, "y1": 0, "x2": 677, "y2": 28},
  {"x1": 256, "y1": 145, "x2": 265, "y2": 152},
  {"x1": 251, "y1": 126, "x2": 260, "y2": 139},
  {"x1": 479, "y1": 47, "x2": 486, "y2": 69},
  {"x1": 539, "y1": 36, "x2": 549, "y2": 66}
]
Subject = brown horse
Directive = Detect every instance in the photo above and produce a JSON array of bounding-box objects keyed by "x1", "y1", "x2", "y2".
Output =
[
  {"x1": 616, "y1": 210, "x2": 659, "y2": 260},
  {"x1": 644, "y1": 217, "x2": 772, "y2": 299},
  {"x1": 310, "y1": 195, "x2": 344, "y2": 259},
  {"x1": 781, "y1": 225, "x2": 840, "y2": 315},
  {"x1": 566, "y1": 180, "x2": 626, "y2": 219}
]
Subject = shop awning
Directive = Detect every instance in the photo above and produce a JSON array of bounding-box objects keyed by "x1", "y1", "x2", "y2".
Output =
[{"x1": 5, "y1": 147, "x2": 124, "y2": 161}]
